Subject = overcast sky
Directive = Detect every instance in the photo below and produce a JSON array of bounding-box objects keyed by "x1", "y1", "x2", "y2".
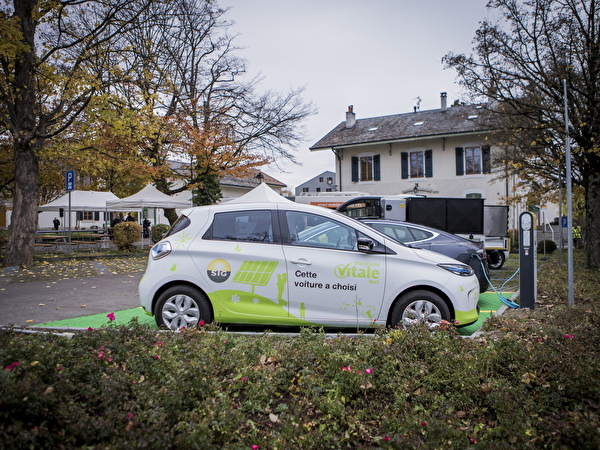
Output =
[{"x1": 223, "y1": 0, "x2": 496, "y2": 191}]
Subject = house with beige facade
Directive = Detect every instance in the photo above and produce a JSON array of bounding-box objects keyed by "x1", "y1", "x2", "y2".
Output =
[{"x1": 310, "y1": 93, "x2": 558, "y2": 231}]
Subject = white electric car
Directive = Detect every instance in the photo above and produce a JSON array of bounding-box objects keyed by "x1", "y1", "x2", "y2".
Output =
[{"x1": 139, "y1": 184, "x2": 480, "y2": 330}]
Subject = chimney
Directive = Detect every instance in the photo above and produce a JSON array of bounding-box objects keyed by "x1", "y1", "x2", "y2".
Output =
[
  {"x1": 346, "y1": 105, "x2": 356, "y2": 129},
  {"x1": 440, "y1": 92, "x2": 447, "y2": 112}
]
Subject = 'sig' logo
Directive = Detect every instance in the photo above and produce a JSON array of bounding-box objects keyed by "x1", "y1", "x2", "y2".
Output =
[{"x1": 207, "y1": 259, "x2": 231, "y2": 283}]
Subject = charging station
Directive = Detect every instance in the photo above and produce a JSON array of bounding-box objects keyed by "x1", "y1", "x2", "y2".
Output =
[{"x1": 519, "y1": 211, "x2": 537, "y2": 309}]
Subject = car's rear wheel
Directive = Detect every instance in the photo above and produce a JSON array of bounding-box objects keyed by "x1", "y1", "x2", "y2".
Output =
[
  {"x1": 391, "y1": 290, "x2": 450, "y2": 330},
  {"x1": 155, "y1": 285, "x2": 212, "y2": 330}
]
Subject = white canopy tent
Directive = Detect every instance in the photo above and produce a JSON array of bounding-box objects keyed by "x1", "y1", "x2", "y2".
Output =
[
  {"x1": 106, "y1": 184, "x2": 192, "y2": 248},
  {"x1": 105, "y1": 184, "x2": 191, "y2": 211},
  {"x1": 38, "y1": 190, "x2": 120, "y2": 212},
  {"x1": 37, "y1": 190, "x2": 120, "y2": 230},
  {"x1": 228, "y1": 182, "x2": 294, "y2": 205}
]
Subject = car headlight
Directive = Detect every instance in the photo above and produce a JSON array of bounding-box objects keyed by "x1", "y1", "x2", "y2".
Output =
[
  {"x1": 151, "y1": 241, "x2": 172, "y2": 260},
  {"x1": 437, "y1": 263, "x2": 474, "y2": 277}
]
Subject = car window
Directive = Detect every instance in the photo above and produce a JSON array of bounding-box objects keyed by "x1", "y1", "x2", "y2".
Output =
[
  {"x1": 407, "y1": 227, "x2": 434, "y2": 242},
  {"x1": 339, "y1": 199, "x2": 381, "y2": 218},
  {"x1": 286, "y1": 211, "x2": 358, "y2": 250},
  {"x1": 164, "y1": 215, "x2": 191, "y2": 238},
  {"x1": 208, "y1": 211, "x2": 274, "y2": 243},
  {"x1": 369, "y1": 222, "x2": 413, "y2": 243}
]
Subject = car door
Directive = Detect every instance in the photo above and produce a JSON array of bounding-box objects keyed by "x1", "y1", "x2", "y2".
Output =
[
  {"x1": 189, "y1": 209, "x2": 291, "y2": 324},
  {"x1": 281, "y1": 210, "x2": 386, "y2": 327}
]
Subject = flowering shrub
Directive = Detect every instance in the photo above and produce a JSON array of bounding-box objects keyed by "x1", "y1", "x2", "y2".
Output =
[{"x1": 0, "y1": 288, "x2": 599, "y2": 449}]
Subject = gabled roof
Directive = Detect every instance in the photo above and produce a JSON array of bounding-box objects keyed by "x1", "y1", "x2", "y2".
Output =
[
  {"x1": 310, "y1": 104, "x2": 492, "y2": 150},
  {"x1": 220, "y1": 169, "x2": 287, "y2": 189}
]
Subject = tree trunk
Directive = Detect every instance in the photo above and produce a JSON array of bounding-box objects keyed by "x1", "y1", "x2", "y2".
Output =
[
  {"x1": 163, "y1": 208, "x2": 178, "y2": 225},
  {"x1": 585, "y1": 172, "x2": 600, "y2": 269},
  {"x1": 3, "y1": 0, "x2": 39, "y2": 268},
  {"x1": 4, "y1": 142, "x2": 39, "y2": 267}
]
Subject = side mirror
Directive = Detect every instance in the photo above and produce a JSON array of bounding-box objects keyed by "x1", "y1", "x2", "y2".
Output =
[{"x1": 357, "y1": 237, "x2": 374, "y2": 252}]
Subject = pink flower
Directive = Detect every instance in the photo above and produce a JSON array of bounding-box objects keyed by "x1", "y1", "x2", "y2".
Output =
[
  {"x1": 384, "y1": 436, "x2": 390, "y2": 441},
  {"x1": 87, "y1": 327, "x2": 93, "y2": 331},
  {"x1": 127, "y1": 413, "x2": 132, "y2": 421},
  {"x1": 154, "y1": 355, "x2": 160, "y2": 360},
  {"x1": 57, "y1": 366, "x2": 62, "y2": 372},
  {"x1": 251, "y1": 445, "x2": 258, "y2": 450},
  {"x1": 470, "y1": 437, "x2": 476, "y2": 443},
  {"x1": 158, "y1": 342, "x2": 162, "y2": 346},
  {"x1": 365, "y1": 368, "x2": 373, "y2": 374},
  {"x1": 4, "y1": 361, "x2": 19, "y2": 372},
  {"x1": 107, "y1": 312, "x2": 115, "y2": 322},
  {"x1": 356, "y1": 370, "x2": 361, "y2": 375},
  {"x1": 241, "y1": 377, "x2": 246, "y2": 381},
  {"x1": 564, "y1": 334, "x2": 574, "y2": 339},
  {"x1": 421, "y1": 421, "x2": 427, "y2": 427},
  {"x1": 98, "y1": 351, "x2": 104, "y2": 359},
  {"x1": 198, "y1": 320, "x2": 205, "y2": 327}
]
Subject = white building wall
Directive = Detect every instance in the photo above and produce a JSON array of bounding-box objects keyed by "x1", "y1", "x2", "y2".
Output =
[{"x1": 336, "y1": 134, "x2": 560, "y2": 231}]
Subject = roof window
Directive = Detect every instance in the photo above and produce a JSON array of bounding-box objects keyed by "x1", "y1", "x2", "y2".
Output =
[
  {"x1": 467, "y1": 115, "x2": 478, "y2": 120},
  {"x1": 413, "y1": 121, "x2": 424, "y2": 126},
  {"x1": 367, "y1": 127, "x2": 379, "y2": 132}
]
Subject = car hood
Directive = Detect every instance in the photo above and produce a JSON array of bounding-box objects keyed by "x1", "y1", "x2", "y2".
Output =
[{"x1": 409, "y1": 246, "x2": 463, "y2": 266}]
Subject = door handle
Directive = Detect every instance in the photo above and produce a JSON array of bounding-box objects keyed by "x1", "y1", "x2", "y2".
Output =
[{"x1": 290, "y1": 258, "x2": 312, "y2": 265}]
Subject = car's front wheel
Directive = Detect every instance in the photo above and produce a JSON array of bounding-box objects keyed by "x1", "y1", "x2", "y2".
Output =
[
  {"x1": 155, "y1": 285, "x2": 213, "y2": 330},
  {"x1": 487, "y1": 250, "x2": 506, "y2": 270},
  {"x1": 391, "y1": 290, "x2": 450, "y2": 330}
]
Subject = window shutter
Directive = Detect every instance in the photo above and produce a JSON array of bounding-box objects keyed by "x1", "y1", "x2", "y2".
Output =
[
  {"x1": 94, "y1": 211, "x2": 100, "y2": 221},
  {"x1": 374, "y1": 154, "x2": 381, "y2": 181},
  {"x1": 455, "y1": 147, "x2": 464, "y2": 176},
  {"x1": 77, "y1": 211, "x2": 83, "y2": 221},
  {"x1": 482, "y1": 145, "x2": 491, "y2": 174},
  {"x1": 401, "y1": 152, "x2": 408, "y2": 179},
  {"x1": 351, "y1": 156, "x2": 359, "y2": 182},
  {"x1": 425, "y1": 150, "x2": 433, "y2": 177}
]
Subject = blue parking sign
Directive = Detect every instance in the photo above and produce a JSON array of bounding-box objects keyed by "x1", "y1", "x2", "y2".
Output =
[
  {"x1": 66, "y1": 170, "x2": 75, "y2": 192},
  {"x1": 562, "y1": 216, "x2": 567, "y2": 228}
]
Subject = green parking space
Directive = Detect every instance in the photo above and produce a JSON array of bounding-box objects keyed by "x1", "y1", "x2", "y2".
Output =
[{"x1": 33, "y1": 292, "x2": 513, "y2": 336}]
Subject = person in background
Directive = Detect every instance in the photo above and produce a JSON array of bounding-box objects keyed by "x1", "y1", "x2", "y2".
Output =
[
  {"x1": 126, "y1": 213, "x2": 135, "y2": 222},
  {"x1": 111, "y1": 214, "x2": 121, "y2": 228},
  {"x1": 143, "y1": 218, "x2": 151, "y2": 238},
  {"x1": 53, "y1": 217, "x2": 60, "y2": 230}
]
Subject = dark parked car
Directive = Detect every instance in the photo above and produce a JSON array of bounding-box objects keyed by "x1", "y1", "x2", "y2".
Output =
[{"x1": 360, "y1": 219, "x2": 490, "y2": 293}]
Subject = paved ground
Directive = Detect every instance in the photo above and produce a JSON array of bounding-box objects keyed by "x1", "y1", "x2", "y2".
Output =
[{"x1": 0, "y1": 272, "x2": 142, "y2": 328}]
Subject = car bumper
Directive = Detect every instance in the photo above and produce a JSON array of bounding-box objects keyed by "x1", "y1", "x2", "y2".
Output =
[{"x1": 454, "y1": 306, "x2": 479, "y2": 327}]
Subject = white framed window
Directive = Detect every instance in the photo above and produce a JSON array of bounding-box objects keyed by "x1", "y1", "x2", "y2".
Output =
[
  {"x1": 360, "y1": 156, "x2": 373, "y2": 181},
  {"x1": 455, "y1": 145, "x2": 491, "y2": 176},
  {"x1": 465, "y1": 147, "x2": 482, "y2": 174},
  {"x1": 410, "y1": 151, "x2": 425, "y2": 178},
  {"x1": 352, "y1": 154, "x2": 380, "y2": 182}
]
